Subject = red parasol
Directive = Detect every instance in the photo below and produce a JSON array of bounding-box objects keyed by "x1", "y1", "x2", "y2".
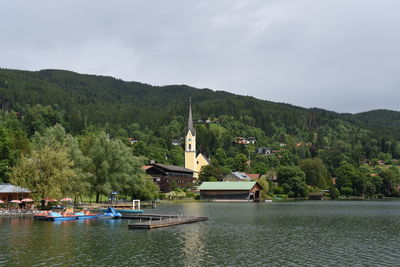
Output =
[
  {"x1": 21, "y1": 198, "x2": 34, "y2": 202},
  {"x1": 0, "y1": 200, "x2": 4, "y2": 204},
  {"x1": 10, "y1": 200, "x2": 22, "y2": 204}
]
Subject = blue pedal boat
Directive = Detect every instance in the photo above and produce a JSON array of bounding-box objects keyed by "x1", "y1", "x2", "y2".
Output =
[
  {"x1": 74, "y1": 211, "x2": 98, "y2": 219},
  {"x1": 98, "y1": 200, "x2": 143, "y2": 214},
  {"x1": 34, "y1": 211, "x2": 78, "y2": 221},
  {"x1": 98, "y1": 207, "x2": 123, "y2": 219}
]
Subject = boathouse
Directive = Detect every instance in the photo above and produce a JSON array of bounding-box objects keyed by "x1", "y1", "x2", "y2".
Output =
[
  {"x1": 198, "y1": 181, "x2": 263, "y2": 201},
  {"x1": 145, "y1": 163, "x2": 195, "y2": 192},
  {"x1": 0, "y1": 184, "x2": 31, "y2": 204}
]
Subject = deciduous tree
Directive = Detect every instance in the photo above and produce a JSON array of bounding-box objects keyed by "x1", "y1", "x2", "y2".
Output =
[
  {"x1": 199, "y1": 165, "x2": 223, "y2": 182},
  {"x1": 300, "y1": 158, "x2": 330, "y2": 188},
  {"x1": 10, "y1": 146, "x2": 75, "y2": 202}
]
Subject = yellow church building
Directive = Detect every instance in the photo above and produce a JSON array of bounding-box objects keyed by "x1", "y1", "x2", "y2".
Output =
[{"x1": 184, "y1": 99, "x2": 209, "y2": 178}]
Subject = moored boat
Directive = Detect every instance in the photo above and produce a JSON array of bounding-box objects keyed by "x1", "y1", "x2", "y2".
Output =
[
  {"x1": 75, "y1": 210, "x2": 98, "y2": 219},
  {"x1": 98, "y1": 207, "x2": 122, "y2": 219},
  {"x1": 98, "y1": 208, "x2": 143, "y2": 214},
  {"x1": 98, "y1": 199, "x2": 144, "y2": 214},
  {"x1": 34, "y1": 211, "x2": 78, "y2": 221}
]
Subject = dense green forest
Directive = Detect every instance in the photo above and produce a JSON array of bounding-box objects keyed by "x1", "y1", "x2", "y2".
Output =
[{"x1": 1, "y1": 68, "x2": 400, "y2": 199}]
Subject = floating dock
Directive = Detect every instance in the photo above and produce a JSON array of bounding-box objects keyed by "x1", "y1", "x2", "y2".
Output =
[
  {"x1": 90, "y1": 200, "x2": 156, "y2": 212},
  {"x1": 128, "y1": 214, "x2": 208, "y2": 230}
]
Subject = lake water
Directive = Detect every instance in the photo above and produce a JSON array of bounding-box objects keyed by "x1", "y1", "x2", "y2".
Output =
[{"x1": 1, "y1": 200, "x2": 400, "y2": 266}]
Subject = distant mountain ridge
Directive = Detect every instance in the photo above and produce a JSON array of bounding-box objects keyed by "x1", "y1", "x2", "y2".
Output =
[{"x1": 352, "y1": 109, "x2": 400, "y2": 125}]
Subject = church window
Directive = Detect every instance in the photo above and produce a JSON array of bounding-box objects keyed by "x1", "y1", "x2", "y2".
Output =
[{"x1": 189, "y1": 144, "x2": 192, "y2": 150}]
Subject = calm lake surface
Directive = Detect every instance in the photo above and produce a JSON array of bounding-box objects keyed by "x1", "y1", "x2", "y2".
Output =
[{"x1": 1, "y1": 200, "x2": 400, "y2": 266}]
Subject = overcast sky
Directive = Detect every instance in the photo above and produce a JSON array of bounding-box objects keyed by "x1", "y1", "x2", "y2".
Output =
[{"x1": 1, "y1": 0, "x2": 399, "y2": 113}]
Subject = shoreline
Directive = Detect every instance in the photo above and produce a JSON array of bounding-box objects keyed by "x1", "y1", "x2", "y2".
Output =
[
  {"x1": 0, "y1": 210, "x2": 39, "y2": 216},
  {"x1": 157, "y1": 197, "x2": 400, "y2": 204}
]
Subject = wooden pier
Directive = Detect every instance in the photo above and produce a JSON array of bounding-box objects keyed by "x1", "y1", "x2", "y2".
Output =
[{"x1": 128, "y1": 214, "x2": 208, "y2": 230}]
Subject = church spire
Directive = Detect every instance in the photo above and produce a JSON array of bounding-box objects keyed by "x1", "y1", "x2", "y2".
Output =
[{"x1": 188, "y1": 97, "x2": 195, "y2": 135}]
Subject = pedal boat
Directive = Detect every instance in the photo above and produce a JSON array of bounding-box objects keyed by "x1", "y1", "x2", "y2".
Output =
[{"x1": 34, "y1": 211, "x2": 78, "y2": 221}]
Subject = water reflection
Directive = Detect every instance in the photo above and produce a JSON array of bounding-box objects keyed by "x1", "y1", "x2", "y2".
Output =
[
  {"x1": 2, "y1": 201, "x2": 400, "y2": 266},
  {"x1": 180, "y1": 202, "x2": 205, "y2": 267}
]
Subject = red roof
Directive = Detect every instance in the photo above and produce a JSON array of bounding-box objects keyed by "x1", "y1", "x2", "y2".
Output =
[
  {"x1": 142, "y1": 165, "x2": 152, "y2": 170},
  {"x1": 246, "y1": 173, "x2": 261, "y2": 180}
]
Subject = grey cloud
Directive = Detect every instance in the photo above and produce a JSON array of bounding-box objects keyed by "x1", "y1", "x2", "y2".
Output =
[{"x1": 1, "y1": 0, "x2": 399, "y2": 113}]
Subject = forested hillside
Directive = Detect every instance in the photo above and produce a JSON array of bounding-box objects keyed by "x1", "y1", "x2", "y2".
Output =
[{"x1": 1, "y1": 68, "x2": 400, "y2": 199}]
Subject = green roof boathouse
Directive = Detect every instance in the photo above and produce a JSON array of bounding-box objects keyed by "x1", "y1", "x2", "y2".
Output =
[{"x1": 198, "y1": 182, "x2": 263, "y2": 202}]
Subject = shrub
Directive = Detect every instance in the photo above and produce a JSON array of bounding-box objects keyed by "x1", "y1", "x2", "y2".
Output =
[
  {"x1": 330, "y1": 187, "x2": 339, "y2": 199},
  {"x1": 273, "y1": 186, "x2": 283, "y2": 194},
  {"x1": 164, "y1": 191, "x2": 186, "y2": 200},
  {"x1": 340, "y1": 187, "x2": 353, "y2": 196}
]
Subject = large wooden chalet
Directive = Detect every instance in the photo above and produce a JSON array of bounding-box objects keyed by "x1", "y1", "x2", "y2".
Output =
[{"x1": 145, "y1": 163, "x2": 195, "y2": 193}]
